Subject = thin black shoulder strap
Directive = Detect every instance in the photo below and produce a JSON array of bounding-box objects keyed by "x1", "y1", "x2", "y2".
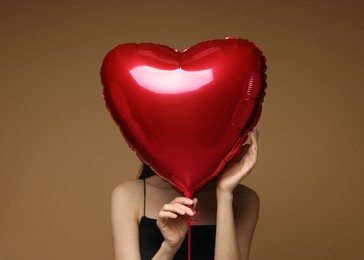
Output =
[{"x1": 143, "y1": 178, "x2": 146, "y2": 217}]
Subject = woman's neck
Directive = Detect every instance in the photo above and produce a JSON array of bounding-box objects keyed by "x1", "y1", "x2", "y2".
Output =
[{"x1": 147, "y1": 175, "x2": 217, "y2": 190}]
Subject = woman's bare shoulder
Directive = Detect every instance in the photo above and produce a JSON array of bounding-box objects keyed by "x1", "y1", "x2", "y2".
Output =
[
  {"x1": 233, "y1": 184, "x2": 260, "y2": 215},
  {"x1": 234, "y1": 184, "x2": 259, "y2": 199},
  {"x1": 112, "y1": 179, "x2": 143, "y2": 195},
  {"x1": 111, "y1": 179, "x2": 144, "y2": 219}
]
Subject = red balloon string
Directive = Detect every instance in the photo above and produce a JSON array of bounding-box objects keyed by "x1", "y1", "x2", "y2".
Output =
[
  {"x1": 187, "y1": 216, "x2": 191, "y2": 260},
  {"x1": 184, "y1": 190, "x2": 193, "y2": 260}
]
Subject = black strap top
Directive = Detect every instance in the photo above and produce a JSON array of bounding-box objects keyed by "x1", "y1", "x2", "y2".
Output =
[{"x1": 139, "y1": 179, "x2": 216, "y2": 260}]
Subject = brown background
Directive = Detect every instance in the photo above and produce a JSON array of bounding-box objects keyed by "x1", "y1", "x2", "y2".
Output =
[{"x1": 1, "y1": 0, "x2": 363, "y2": 259}]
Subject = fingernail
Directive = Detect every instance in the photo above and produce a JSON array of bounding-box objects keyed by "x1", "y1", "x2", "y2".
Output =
[{"x1": 193, "y1": 210, "x2": 200, "y2": 215}]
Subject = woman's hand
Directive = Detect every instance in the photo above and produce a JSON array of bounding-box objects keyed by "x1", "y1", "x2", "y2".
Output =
[
  {"x1": 156, "y1": 197, "x2": 198, "y2": 250},
  {"x1": 217, "y1": 127, "x2": 259, "y2": 195}
]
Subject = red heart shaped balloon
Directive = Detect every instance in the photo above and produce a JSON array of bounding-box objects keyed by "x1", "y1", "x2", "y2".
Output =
[{"x1": 101, "y1": 38, "x2": 267, "y2": 198}]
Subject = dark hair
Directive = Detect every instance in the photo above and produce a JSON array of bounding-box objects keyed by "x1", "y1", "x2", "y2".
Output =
[{"x1": 138, "y1": 163, "x2": 156, "y2": 179}]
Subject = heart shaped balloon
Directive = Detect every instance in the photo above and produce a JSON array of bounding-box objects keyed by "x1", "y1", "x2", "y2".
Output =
[{"x1": 100, "y1": 38, "x2": 267, "y2": 198}]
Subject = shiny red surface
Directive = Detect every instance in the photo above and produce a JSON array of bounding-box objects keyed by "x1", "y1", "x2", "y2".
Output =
[{"x1": 101, "y1": 38, "x2": 267, "y2": 197}]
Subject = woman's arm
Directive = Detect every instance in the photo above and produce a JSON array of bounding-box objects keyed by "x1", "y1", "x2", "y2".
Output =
[
  {"x1": 215, "y1": 128, "x2": 260, "y2": 260},
  {"x1": 111, "y1": 181, "x2": 142, "y2": 260},
  {"x1": 215, "y1": 185, "x2": 260, "y2": 260}
]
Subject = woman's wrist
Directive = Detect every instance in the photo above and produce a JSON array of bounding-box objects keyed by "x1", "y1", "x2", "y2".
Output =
[
  {"x1": 216, "y1": 188, "x2": 234, "y2": 202},
  {"x1": 152, "y1": 241, "x2": 180, "y2": 260},
  {"x1": 161, "y1": 241, "x2": 181, "y2": 257}
]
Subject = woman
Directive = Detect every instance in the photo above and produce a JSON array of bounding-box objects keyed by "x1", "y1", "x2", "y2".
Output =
[{"x1": 111, "y1": 128, "x2": 260, "y2": 260}]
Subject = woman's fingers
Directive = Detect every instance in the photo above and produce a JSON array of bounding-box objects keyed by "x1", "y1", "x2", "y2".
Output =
[
  {"x1": 248, "y1": 128, "x2": 258, "y2": 156},
  {"x1": 171, "y1": 197, "x2": 194, "y2": 206},
  {"x1": 192, "y1": 198, "x2": 198, "y2": 211},
  {"x1": 250, "y1": 128, "x2": 258, "y2": 148},
  {"x1": 235, "y1": 128, "x2": 259, "y2": 170},
  {"x1": 236, "y1": 128, "x2": 259, "y2": 161},
  {"x1": 159, "y1": 198, "x2": 196, "y2": 219},
  {"x1": 159, "y1": 211, "x2": 178, "y2": 219}
]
